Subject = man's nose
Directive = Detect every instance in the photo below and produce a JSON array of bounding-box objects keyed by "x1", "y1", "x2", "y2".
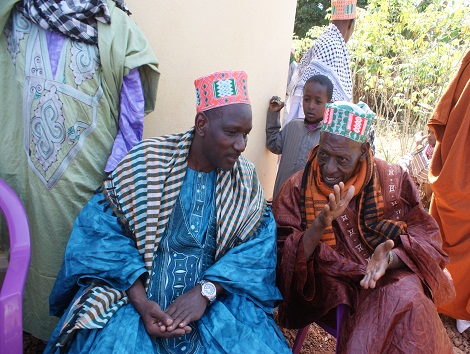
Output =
[
  {"x1": 234, "y1": 134, "x2": 247, "y2": 152},
  {"x1": 323, "y1": 158, "x2": 337, "y2": 175}
]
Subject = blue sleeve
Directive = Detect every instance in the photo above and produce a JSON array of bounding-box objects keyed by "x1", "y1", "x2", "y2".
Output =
[
  {"x1": 49, "y1": 193, "x2": 147, "y2": 316},
  {"x1": 202, "y1": 206, "x2": 283, "y2": 312}
]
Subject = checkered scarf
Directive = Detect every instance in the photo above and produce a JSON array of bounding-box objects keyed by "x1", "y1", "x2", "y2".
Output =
[
  {"x1": 293, "y1": 24, "x2": 353, "y2": 102},
  {"x1": 301, "y1": 147, "x2": 406, "y2": 250},
  {"x1": 53, "y1": 128, "x2": 267, "y2": 347},
  {"x1": 16, "y1": 0, "x2": 130, "y2": 45},
  {"x1": 103, "y1": 128, "x2": 267, "y2": 276}
]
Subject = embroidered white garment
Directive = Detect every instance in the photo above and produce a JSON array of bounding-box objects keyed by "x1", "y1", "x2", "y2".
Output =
[{"x1": 285, "y1": 24, "x2": 352, "y2": 125}]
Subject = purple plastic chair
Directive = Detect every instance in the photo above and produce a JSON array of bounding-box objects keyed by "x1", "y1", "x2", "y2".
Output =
[
  {"x1": 0, "y1": 178, "x2": 31, "y2": 354},
  {"x1": 292, "y1": 304, "x2": 347, "y2": 354}
]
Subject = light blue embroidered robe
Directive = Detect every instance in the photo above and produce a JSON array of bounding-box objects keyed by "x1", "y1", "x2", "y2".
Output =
[{"x1": 45, "y1": 168, "x2": 290, "y2": 353}]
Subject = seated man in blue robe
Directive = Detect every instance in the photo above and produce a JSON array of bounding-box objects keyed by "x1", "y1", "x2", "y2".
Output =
[{"x1": 45, "y1": 70, "x2": 291, "y2": 354}]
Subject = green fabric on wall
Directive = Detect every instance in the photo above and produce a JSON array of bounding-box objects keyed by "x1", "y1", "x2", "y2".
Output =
[{"x1": 0, "y1": 1, "x2": 159, "y2": 340}]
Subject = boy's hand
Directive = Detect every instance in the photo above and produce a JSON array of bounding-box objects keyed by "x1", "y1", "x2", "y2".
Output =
[{"x1": 269, "y1": 96, "x2": 284, "y2": 112}]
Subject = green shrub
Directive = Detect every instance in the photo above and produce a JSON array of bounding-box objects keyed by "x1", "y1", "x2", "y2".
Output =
[{"x1": 292, "y1": 0, "x2": 470, "y2": 161}]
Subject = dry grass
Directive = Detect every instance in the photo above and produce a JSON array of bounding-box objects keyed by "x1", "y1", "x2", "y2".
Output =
[{"x1": 373, "y1": 116, "x2": 420, "y2": 163}]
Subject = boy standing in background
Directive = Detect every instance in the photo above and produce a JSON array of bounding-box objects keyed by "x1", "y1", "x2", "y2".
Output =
[{"x1": 266, "y1": 74, "x2": 333, "y2": 198}]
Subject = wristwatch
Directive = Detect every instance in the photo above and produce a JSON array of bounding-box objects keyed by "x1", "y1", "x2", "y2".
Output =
[{"x1": 199, "y1": 280, "x2": 217, "y2": 304}]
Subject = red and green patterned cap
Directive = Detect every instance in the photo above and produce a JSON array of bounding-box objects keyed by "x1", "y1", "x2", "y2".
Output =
[
  {"x1": 331, "y1": 0, "x2": 357, "y2": 20},
  {"x1": 321, "y1": 101, "x2": 375, "y2": 143},
  {"x1": 194, "y1": 71, "x2": 250, "y2": 113}
]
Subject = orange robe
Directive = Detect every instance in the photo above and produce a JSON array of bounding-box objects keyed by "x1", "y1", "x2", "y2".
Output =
[{"x1": 429, "y1": 49, "x2": 470, "y2": 321}]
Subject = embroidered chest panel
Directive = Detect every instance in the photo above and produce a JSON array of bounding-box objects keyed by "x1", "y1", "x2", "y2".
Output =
[{"x1": 5, "y1": 11, "x2": 103, "y2": 189}]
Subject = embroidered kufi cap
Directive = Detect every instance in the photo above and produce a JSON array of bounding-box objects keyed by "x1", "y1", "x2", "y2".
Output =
[
  {"x1": 194, "y1": 71, "x2": 250, "y2": 113},
  {"x1": 331, "y1": 0, "x2": 357, "y2": 20},
  {"x1": 321, "y1": 101, "x2": 375, "y2": 143}
]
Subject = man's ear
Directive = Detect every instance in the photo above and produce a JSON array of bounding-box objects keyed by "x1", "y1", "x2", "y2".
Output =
[
  {"x1": 348, "y1": 18, "x2": 356, "y2": 31},
  {"x1": 195, "y1": 112, "x2": 208, "y2": 137},
  {"x1": 360, "y1": 141, "x2": 370, "y2": 161}
]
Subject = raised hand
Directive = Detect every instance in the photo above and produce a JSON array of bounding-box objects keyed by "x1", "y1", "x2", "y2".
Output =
[
  {"x1": 303, "y1": 182, "x2": 355, "y2": 259},
  {"x1": 317, "y1": 182, "x2": 355, "y2": 229},
  {"x1": 268, "y1": 96, "x2": 285, "y2": 112},
  {"x1": 360, "y1": 239, "x2": 395, "y2": 289}
]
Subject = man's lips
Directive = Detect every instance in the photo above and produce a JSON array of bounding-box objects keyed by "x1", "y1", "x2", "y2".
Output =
[
  {"x1": 227, "y1": 154, "x2": 240, "y2": 162},
  {"x1": 324, "y1": 176, "x2": 340, "y2": 184}
]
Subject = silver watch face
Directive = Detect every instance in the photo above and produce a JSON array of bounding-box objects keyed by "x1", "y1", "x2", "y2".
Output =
[{"x1": 201, "y1": 281, "x2": 216, "y2": 301}]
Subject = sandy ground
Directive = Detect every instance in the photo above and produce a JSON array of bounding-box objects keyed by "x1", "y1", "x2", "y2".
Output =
[
  {"x1": 278, "y1": 314, "x2": 470, "y2": 354},
  {"x1": 23, "y1": 314, "x2": 469, "y2": 353}
]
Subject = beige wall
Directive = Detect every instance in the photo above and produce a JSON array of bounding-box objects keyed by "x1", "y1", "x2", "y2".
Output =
[{"x1": 127, "y1": 0, "x2": 297, "y2": 200}]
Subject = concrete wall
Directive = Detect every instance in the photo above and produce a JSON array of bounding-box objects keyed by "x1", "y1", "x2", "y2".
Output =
[{"x1": 127, "y1": 0, "x2": 297, "y2": 200}]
